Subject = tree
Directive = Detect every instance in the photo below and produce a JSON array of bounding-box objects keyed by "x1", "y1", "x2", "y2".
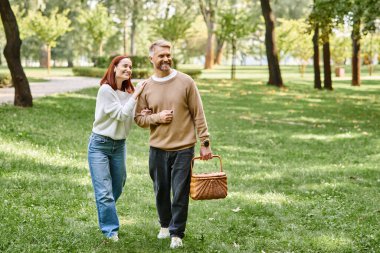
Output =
[
  {"x1": 330, "y1": 33, "x2": 351, "y2": 74},
  {"x1": 272, "y1": 0, "x2": 313, "y2": 19},
  {"x1": 312, "y1": 23, "x2": 322, "y2": 89},
  {"x1": 199, "y1": 0, "x2": 218, "y2": 69},
  {"x1": 308, "y1": 0, "x2": 344, "y2": 90},
  {"x1": 43, "y1": 0, "x2": 88, "y2": 67},
  {"x1": 347, "y1": 0, "x2": 380, "y2": 86},
  {"x1": 0, "y1": 0, "x2": 32, "y2": 107},
  {"x1": 276, "y1": 19, "x2": 313, "y2": 77},
  {"x1": 78, "y1": 4, "x2": 115, "y2": 59},
  {"x1": 151, "y1": 13, "x2": 192, "y2": 54},
  {"x1": 25, "y1": 8, "x2": 71, "y2": 73},
  {"x1": 361, "y1": 33, "x2": 380, "y2": 76},
  {"x1": 216, "y1": 7, "x2": 256, "y2": 79},
  {"x1": 260, "y1": 0, "x2": 283, "y2": 87}
]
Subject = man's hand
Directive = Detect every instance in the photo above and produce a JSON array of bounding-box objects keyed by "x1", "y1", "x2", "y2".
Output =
[
  {"x1": 200, "y1": 146, "x2": 212, "y2": 160},
  {"x1": 158, "y1": 109, "x2": 173, "y2": 124}
]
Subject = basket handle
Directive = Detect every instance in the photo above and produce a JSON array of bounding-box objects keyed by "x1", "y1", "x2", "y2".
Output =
[{"x1": 191, "y1": 155, "x2": 223, "y2": 174}]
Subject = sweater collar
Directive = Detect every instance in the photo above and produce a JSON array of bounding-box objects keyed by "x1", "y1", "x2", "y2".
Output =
[{"x1": 152, "y1": 69, "x2": 177, "y2": 82}]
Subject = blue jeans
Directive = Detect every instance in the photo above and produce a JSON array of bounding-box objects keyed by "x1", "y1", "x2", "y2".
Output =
[
  {"x1": 149, "y1": 146, "x2": 194, "y2": 239},
  {"x1": 88, "y1": 132, "x2": 127, "y2": 238}
]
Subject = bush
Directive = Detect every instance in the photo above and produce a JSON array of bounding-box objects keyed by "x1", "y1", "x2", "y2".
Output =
[
  {"x1": 72, "y1": 67, "x2": 105, "y2": 78},
  {"x1": 92, "y1": 56, "x2": 113, "y2": 68},
  {"x1": 129, "y1": 56, "x2": 151, "y2": 69},
  {"x1": 0, "y1": 73, "x2": 12, "y2": 88},
  {"x1": 132, "y1": 69, "x2": 151, "y2": 79},
  {"x1": 72, "y1": 67, "x2": 151, "y2": 79},
  {"x1": 179, "y1": 69, "x2": 202, "y2": 79}
]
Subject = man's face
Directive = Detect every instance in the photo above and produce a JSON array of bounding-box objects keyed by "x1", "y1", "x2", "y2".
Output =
[{"x1": 150, "y1": 46, "x2": 172, "y2": 72}]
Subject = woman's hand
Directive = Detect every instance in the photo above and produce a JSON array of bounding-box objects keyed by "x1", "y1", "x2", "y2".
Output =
[
  {"x1": 132, "y1": 81, "x2": 147, "y2": 100},
  {"x1": 140, "y1": 108, "x2": 152, "y2": 116}
]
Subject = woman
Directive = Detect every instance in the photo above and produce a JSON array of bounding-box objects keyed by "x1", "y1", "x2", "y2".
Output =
[{"x1": 88, "y1": 55, "x2": 146, "y2": 241}]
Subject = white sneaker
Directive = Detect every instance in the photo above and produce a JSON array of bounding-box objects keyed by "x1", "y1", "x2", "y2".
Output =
[
  {"x1": 170, "y1": 237, "x2": 183, "y2": 249},
  {"x1": 157, "y1": 227, "x2": 170, "y2": 239},
  {"x1": 108, "y1": 234, "x2": 119, "y2": 242}
]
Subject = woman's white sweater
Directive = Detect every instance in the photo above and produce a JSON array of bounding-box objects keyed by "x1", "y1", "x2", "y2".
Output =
[{"x1": 92, "y1": 84, "x2": 136, "y2": 140}]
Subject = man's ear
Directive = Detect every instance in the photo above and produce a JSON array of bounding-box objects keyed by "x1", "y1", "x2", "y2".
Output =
[{"x1": 149, "y1": 56, "x2": 153, "y2": 64}]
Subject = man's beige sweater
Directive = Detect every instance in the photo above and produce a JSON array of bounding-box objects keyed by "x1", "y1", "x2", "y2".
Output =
[{"x1": 134, "y1": 71, "x2": 209, "y2": 151}]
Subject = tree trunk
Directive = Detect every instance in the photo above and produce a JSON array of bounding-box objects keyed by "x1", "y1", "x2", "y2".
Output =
[
  {"x1": 67, "y1": 57, "x2": 73, "y2": 67},
  {"x1": 214, "y1": 38, "x2": 224, "y2": 65},
  {"x1": 205, "y1": 23, "x2": 215, "y2": 69},
  {"x1": 199, "y1": 0, "x2": 216, "y2": 69},
  {"x1": 312, "y1": 24, "x2": 322, "y2": 89},
  {"x1": 39, "y1": 45, "x2": 48, "y2": 68},
  {"x1": 99, "y1": 42, "x2": 103, "y2": 57},
  {"x1": 130, "y1": 0, "x2": 138, "y2": 56},
  {"x1": 260, "y1": 0, "x2": 283, "y2": 87},
  {"x1": 0, "y1": 0, "x2": 32, "y2": 107},
  {"x1": 130, "y1": 18, "x2": 136, "y2": 56},
  {"x1": 47, "y1": 44, "x2": 51, "y2": 74},
  {"x1": 351, "y1": 19, "x2": 361, "y2": 86},
  {"x1": 123, "y1": 15, "x2": 127, "y2": 55},
  {"x1": 231, "y1": 39, "x2": 236, "y2": 80},
  {"x1": 322, "y1": 36, "x2": 333, "y2": 90}
]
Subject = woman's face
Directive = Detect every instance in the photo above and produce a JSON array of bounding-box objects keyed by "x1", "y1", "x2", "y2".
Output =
[{"x1": 115, "y1": 58, "x2": 132, "y2": 81}]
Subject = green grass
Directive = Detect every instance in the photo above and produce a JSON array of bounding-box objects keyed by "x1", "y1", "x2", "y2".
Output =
[
  {"x1": 196, "y1": 64, "x2": 380, "y2": 80},
  {"x1": 0, "y1": 67, "x2": 73, "y2": 79},
  {"x1": 0, "y1": 75, "x2": 380, "y2": 252}
]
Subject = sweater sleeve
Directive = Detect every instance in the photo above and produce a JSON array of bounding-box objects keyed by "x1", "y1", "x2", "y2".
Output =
[
  {"x1": 188, "y1": 81, "x2": 210, "y2": 141},
  {"x1": 99, "y1": 85, "x2": 136, "y2": 121},
  {"x1": 134, "y1": 91, "x2": 161, "y2": 128}
]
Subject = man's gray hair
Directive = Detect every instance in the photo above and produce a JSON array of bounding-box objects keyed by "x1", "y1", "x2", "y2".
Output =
[{"x1": 149, "y1": 40, "x2": 172, "y2": 57}]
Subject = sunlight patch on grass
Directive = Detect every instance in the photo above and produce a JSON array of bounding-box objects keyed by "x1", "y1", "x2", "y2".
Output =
[
  {"x1": 312, "y1": 234, "x2": 354, "y2": 251},
  {"x1": 239, "y1": 114, "x2": 311, "y2": 126},
  {"x1": 230, "y1": 191, "x2": 292, "y2": 205},
  {"x1": 291, "y1": 116, "x2": 333, "y2": 124},
  {"x1": 119, "y1": 216, "x2": 138, "y2": 226},
  {"x1": 242, "y1": 171, "x2": 283, "y2": 181},
  {"x1": 0, "y1": 137, "x2": 84, "y2": 169},
  {"x1": 71, "y1": 176, "x2": 92, "y2": 186},
  {"x1": 62, "y1": 93, "x2": 96, "y2": 100},
  {"x1": 297, "y1": 181, "x2": 345, "y2": 192},
  {"x1": 218, "y1": 145, "x2": 249, "y2": 153},
  {"x1": 291, "y1": 132, "x2": 368, "y2": 141}
]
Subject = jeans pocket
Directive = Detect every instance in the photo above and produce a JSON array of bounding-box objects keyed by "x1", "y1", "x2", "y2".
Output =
[{"x1": 92, "y1": 135, "x2": 107, "y2": 144}]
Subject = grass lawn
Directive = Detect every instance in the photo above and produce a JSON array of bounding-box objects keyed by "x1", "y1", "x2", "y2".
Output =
[
  {"x1": 0, "y1": 75, "x2": 379, "y2": 252},
  {"x1": 0, "y1": 67, "x2": 73, "y2": 82}
]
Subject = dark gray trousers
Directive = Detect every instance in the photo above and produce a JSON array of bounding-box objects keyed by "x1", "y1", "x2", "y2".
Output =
[{"x1": 149, "y1": 146, "x2": 194, "y2": 238}]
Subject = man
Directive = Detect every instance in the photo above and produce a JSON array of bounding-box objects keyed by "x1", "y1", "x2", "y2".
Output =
[{"x1": 134, "y1": 40, "x2": 212, "y2": 249}]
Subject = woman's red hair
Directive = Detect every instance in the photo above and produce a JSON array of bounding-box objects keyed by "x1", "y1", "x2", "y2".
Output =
[{"x1": 100, "y1": 55, "x2": 135, "y2": 93}]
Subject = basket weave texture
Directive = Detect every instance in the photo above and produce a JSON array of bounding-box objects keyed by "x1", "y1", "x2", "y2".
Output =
[{"x1": 190, "y1": 155, "x2": 228, "y2": 200}]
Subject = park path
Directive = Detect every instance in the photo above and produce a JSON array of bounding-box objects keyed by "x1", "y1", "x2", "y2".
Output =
[{"x1": 0, "y1": 76, "x2": 101, "y2": 104}]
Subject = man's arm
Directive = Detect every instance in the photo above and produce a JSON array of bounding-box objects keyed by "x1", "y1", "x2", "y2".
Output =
[
  {"x1": 188, "y1": 81, "x2": 212, "y2": 160},
  {"x1": 134, "y1": 97, "x2": 174, "y2": 128}
]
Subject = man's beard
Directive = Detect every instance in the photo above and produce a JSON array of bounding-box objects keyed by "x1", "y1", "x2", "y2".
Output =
[{"x1": 158, "y1": 61, "x2": 171, "y2": 71}]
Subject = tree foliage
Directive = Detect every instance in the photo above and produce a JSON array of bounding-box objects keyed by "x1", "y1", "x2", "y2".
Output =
[
  {"x1": 26, "y1": 9, "x2": 71, "y2": 48},
  {"x1": 277, "y1": 19, "x2": 313, "y2": 77},
  {"x1": 77, "y1": 4, "x2": 115, "y2": 57},
  {"x1": 150, "y1": 13, "x2": 192, "y2": 48},
  {"x1": 330, "y1": 32, "x2": 351, "y2": 66},
  {"x1": 216, "y1": 7, "x2": 257, "y2": 79}
]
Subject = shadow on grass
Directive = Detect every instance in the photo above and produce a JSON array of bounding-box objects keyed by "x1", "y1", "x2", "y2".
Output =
[{"x1": 1, "y1": 78, "x2": 380, "y2": 252}]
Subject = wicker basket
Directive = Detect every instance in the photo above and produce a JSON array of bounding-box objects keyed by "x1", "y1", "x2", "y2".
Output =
[{"x1": 190, "y1": 155, "x2": 227, "y2": 200}]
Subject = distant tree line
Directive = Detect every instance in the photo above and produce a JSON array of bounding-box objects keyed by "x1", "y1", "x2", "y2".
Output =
[{"x1": 0, "y1": 0, "x2": 379, "y2": 106}]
